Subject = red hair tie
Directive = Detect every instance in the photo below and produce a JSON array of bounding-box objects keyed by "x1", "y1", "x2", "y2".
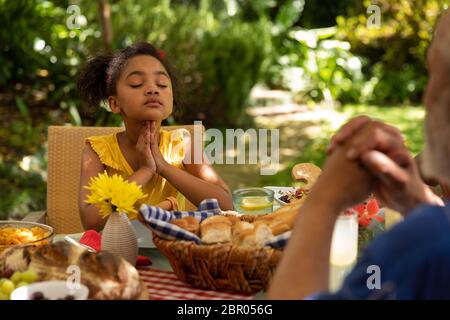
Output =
[{"x1": 156, "y1": 49, "x2": 166, "y2": 59}]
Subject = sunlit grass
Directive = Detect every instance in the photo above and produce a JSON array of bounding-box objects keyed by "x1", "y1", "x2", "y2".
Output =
[
  {"x1": 341, "y1": 104, "x2": 425, "y2": 154},
  {"x1": 259, "y1": 104, "x2": 425, "y2": 187}
]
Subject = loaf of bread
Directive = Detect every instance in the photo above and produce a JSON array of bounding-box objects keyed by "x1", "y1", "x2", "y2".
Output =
[
  {"x1": 200, "y1": 216, "x2": 232, "y2": 244},
  {"x1": 0, "y1": 242, "x2": 145, "y2": 300}
]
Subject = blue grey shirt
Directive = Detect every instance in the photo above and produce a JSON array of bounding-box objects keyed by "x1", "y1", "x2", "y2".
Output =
[{"x1": 313, "y1": 203, "x2": 450, "y2": 299}]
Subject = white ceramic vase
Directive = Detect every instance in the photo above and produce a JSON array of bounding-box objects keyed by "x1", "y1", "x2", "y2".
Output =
[{"x1": 102, "y1": 211, "x2": 138, "y2": 266}]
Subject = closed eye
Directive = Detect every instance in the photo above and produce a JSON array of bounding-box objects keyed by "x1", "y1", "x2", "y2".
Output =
[
  {"x1": 157, "y1": 84, "x2": 168, "y2": 88},
  {"x1": 130, "y1": 84, "x2": 142, "y2": 88}
]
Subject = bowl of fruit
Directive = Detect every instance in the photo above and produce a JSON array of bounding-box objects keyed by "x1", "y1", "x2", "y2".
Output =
[
  {"x1": 0, "y1": 221, "x2": 54, "y2": 254},
  {"x1": 0, "y1": 268, "x2": 39, "y2": 300}
]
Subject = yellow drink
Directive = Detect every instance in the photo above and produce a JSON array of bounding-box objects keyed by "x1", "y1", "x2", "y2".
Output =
[
  {"x1": 233, "y1": 188, "x2": 274, "y2": 214},
  {"x1": 238, "y1": 196, "x2": 273, "y2": 212}
]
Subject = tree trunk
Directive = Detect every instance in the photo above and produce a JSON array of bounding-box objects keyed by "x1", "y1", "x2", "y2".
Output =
[{"x1": 98, "y1": 0, "x2": 113, "y2": 52}]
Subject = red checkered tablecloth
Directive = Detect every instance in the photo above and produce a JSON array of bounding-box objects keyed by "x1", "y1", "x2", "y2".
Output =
[{"x1": 138, "y1": 267, "x2": 255, "y2": 300}]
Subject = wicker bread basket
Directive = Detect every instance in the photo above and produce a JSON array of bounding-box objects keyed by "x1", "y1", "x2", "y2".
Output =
[{"x1": 152, "y1": 214, "x2": 283, "y2": 293}]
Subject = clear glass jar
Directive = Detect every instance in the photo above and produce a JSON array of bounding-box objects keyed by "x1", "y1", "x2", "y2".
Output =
[{"x1": 232, "y1": 187, "x2": 274, "y2": 215}]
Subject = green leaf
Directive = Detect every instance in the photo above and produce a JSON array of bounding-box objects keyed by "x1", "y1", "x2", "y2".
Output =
[
  {"x1": 368, "y1": 218, "x2": 385, "y2": 237},
  {"x1": 275, "y1": 0, "x2": 305, "y2": 31},
  {"x1": 69, "y1": 104, "x2": 82, "y2": 126},
  {"x1": 15, "y1": 96, "x2": 29, "y2": 118}
]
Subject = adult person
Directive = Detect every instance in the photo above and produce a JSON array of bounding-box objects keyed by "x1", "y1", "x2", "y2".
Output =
[{"x1": 267, "y1": 10, "x2": 450, "y2": 299}]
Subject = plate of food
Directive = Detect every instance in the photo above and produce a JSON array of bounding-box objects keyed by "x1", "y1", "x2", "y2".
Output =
[
  {"x1": 0, "y1": 221, "x2": 54, "y2": 255},
  {"x1": 264, "y1": 186, "x2": 309, "y2": 205}
]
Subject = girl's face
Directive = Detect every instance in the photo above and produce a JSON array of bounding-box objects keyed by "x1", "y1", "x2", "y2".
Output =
[{"x1": 109, "y1": 55, "x2": 173, "y2": 122}]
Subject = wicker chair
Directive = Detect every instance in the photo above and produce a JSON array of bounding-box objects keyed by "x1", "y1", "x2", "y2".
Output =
[{"x1": 23, "y1": 125, "x2": 203, "y2": 234}]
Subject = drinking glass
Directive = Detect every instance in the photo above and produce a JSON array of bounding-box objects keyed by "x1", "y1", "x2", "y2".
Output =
[
  {"x1": 329, "y1": 209, "x2": 358, "y2": 292},
  {"x1": 232, "y1": 188, "x2": 274, "y2": 215}
]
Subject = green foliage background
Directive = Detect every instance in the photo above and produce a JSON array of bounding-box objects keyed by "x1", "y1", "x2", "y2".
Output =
[{"x1": 0, "y1": 0, "x2": 446, "y2": 218}]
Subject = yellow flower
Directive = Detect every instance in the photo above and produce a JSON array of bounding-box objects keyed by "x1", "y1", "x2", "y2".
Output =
[{"x1": 84, "y1": 171, "x2": 147, "y2": 219}]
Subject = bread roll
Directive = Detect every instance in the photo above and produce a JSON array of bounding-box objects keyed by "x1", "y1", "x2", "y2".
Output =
[
  {"x1": 234, "y1": 223, "x2": 273, "y2": 248},
  {"x1": 231, "y1": 221, "x2": 254, "y2": 242},
  {"x1": 201, "y1": 215, "x2": 231, "y2": 227},
  {"x1": 170, "y1": 216, "x2": 200, "y2": 235},
  {"x1": 200, "y1": 216, "x2": 232, "y2": 244},
  {"x1": 225, "y1": 215, "x2": 241, "y2": 226}
]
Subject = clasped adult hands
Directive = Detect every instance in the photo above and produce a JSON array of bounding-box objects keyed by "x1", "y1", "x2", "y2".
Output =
[{"x1": 327, "y1": 116, "x2": 443, "y2": 215}]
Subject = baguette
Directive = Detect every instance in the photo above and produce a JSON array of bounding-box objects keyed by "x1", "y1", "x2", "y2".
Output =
[{"x1": 254, "y1": 198, "x2": 305, "y2": 235}]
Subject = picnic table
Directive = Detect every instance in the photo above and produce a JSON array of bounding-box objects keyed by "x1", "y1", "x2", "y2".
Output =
[
  {"x1": 138, "y1": 247, "x2": 264, "y2": 300},
  {"x1": 54, "y1": 232, "x2": 266, "y2": 300}
]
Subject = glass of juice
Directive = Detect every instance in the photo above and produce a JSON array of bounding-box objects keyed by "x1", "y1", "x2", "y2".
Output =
[{"x1": 232, "y1": 188, "x2": 274, "y2": 215}]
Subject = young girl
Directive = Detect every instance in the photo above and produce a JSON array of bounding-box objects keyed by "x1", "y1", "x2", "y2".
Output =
[{"x1": 77, "y1": 42, "x2": 233, "y2": 231}]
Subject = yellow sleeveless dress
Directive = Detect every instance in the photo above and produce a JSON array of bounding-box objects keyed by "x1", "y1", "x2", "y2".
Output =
[{"x1": 86, "y1": 129, "x2": 188, "y2": 210}]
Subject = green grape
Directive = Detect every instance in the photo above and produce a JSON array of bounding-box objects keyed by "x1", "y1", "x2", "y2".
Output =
[
  {"x1": 0, "y1": 292, "x2": 8, "y2": 300},
  {"x1": 10, "y1": 271, "x2": 22, "y2": 284},
  {"x1": 16, "y1": 281, "x2": 28, "y2": 288},
  {"x1": 0, "y1": 278, "x2": 6, "y2": 287},
  {"x1": 21, "y1": 269, "x2": 38, "y2": 283},
  {"x1": 1, "y1": 279, "x2": 15, "y2": 295}
]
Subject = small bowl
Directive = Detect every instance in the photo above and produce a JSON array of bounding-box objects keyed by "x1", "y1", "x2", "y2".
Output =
[
  {"x1": 10, "y1": 280, "x2": 89, "y2": 300},
  {"x1": 0, "y1": 221, "x2": 54, "y2": 254},
  {"x1": 232, "y1": 187, "x2": 274, "y2": 215}
]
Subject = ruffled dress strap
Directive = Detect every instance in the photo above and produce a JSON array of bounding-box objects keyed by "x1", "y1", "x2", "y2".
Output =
[{"x1": 86, "y1": 132, "x2": 131, "y2": 173}]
